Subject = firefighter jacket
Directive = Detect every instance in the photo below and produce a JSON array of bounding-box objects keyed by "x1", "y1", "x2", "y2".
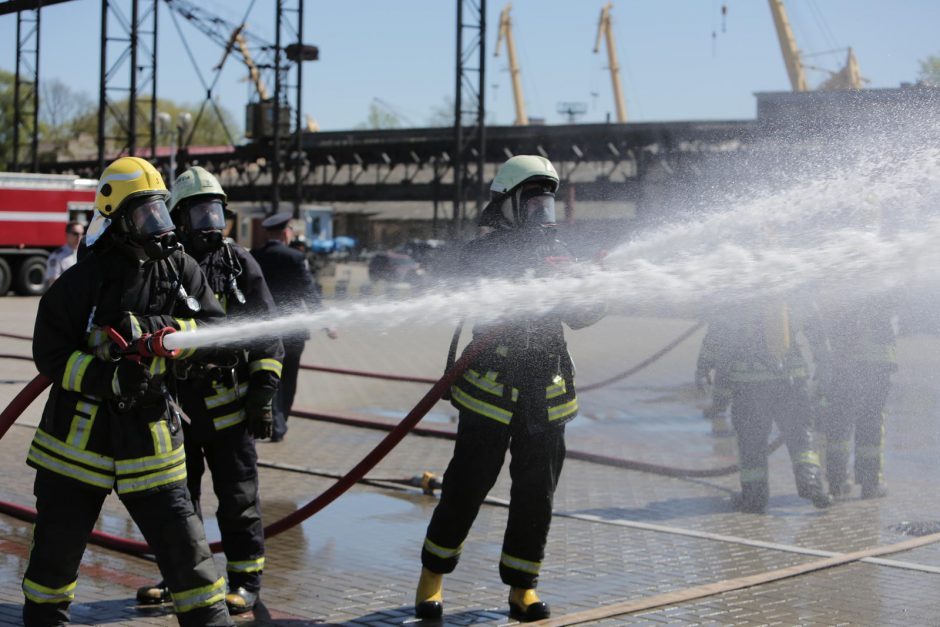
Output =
[
  {"x1": 715, "y1": 301, "x2": 813, "y2": 385},
  {"x1": 177, "y1": 240, "x2": 285, "y2": 440},
  {"x1": 28, "y1": 247, "x2": 224, "y2": 496},
  {"x1": 449, "y1": 228, "x2": 605, "y2": 432}
]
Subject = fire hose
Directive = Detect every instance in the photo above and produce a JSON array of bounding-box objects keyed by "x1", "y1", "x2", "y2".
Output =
[{"x1": 0, "y1": 333, "x2": 495, "y2": 556}]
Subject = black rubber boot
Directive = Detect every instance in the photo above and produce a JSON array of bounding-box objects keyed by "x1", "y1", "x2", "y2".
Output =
[
  {"x1": 795, "y1": 465, "x2": 833, "y2": 509},
  {"x1": 733, "y1": 483, "x2": 768, "y2": 513},
  {"x1": 508, "y1": 587, "x2": 550, "y2": 622},
  {"x1": 225, "y1": 586, "x2": 259, "y2": 615},
  {"x1": 136, "y1": 580, "x2": 171, "y2": 604}
]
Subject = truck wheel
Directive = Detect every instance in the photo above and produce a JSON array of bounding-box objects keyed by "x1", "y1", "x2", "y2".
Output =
[
  {"x1": 13, "y1": 256, "x2": 47, "y2": 296},
  {"x1": 0, "y1": 258, "x2": 11, "y2": 296}
]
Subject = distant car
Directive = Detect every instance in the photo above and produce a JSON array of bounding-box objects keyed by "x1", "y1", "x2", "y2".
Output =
[{"x1": 368, "y1": 250, "x2": 423, "y2": 284}]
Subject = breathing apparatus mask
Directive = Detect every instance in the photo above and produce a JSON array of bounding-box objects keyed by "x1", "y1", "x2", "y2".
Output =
[
  {"x1": 180, "y1": 197, "x2": 228, "y2": 256},
  {"x1": 116, "y1": 195, "x2": 180, "y2": 262}
]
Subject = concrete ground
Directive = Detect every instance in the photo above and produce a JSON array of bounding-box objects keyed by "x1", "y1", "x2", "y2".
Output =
[{"x1": 2, "y1": 282, "x2": 940, "y2": 626}]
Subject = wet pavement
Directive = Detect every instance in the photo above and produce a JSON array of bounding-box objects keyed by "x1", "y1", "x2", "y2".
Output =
[{"x1": 2, "y1": 294, "x2": 940, "y2": 625}]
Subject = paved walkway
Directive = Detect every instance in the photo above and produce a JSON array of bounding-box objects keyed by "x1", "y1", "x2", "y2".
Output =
[{"x1": 2, "y1": 295, "x2": 940, "y2": 626}]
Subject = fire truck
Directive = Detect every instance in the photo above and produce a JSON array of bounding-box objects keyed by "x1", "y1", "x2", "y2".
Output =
[{"x1": 0, "y1": 172, "x2": 97, "y2": 296}]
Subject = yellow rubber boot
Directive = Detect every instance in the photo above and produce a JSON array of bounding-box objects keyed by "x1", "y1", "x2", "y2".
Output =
[
  {"x1": 508, "y1": 587, "x2": 550, "y2": 622},
  {"x1": 414, "y1": 567, "x2": 443, "y2": 619}
]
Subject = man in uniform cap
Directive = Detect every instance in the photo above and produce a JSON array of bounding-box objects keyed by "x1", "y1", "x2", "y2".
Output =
[{"x1": 251, "y1": 211, "x2": 323, "y2": 441}]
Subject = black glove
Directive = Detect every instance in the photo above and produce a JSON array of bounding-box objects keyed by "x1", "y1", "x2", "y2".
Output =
[
  {"x1": 111, "y1": 360, "x2": 151, "y2": 399},
  {"x1": 244, "y1": 386, "x2": 275, "y2": 439}
]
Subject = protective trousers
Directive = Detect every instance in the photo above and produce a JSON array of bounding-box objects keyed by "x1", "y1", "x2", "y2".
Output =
[
  {"x1": 185, "y1": 423, "x2": 264, "y2": 592},
  {"x1": 272, "y1": 337, "x2": 305, "y2": 440},
  {"x1": 821, "y1": 365, "x2": 891, "y2": 490},
  {"x1": 421, "y1": 410, "x2": 566, "y2": 589},
  {"x1": 22, "y1": 472, "x2": 231, "y2": 627},
  {"x1": 731, "y1": 380, "x2": 822, "y2": 509}
]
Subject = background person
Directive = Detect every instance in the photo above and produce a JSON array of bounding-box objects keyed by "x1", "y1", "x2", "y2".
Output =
[{"x1": 44, "y1": 221, "x2": 84, "y2": 287}]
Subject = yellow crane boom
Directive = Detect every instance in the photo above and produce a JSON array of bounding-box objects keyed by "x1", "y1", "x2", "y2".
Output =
[
  {"x1": 767, "y1": 0, "x2": 808, "y2": 91},
  {"x1": 495, "y1": 4, "x2": 528, "y2": 126},
  {"x1": 594, "y1": 3, "x2": 628, "y2": 123}
]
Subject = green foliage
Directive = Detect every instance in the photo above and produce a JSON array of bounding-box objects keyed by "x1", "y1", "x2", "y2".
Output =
[
  {"x1": 358, "y1": 102, "x2": 402, "y2": 130},
  {"x1": 0, "y1": 68, "x2": 15, "y2": 168},
  {"x1": 918, "y1": 55, "x2": 940, "y2": 86}
]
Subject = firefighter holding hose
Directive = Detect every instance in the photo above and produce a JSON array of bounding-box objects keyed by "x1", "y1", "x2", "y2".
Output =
[
  {"x1": 134, "y1": 166, "x2": 284, "y2": 614},
  {"x1": 22, "y1": 157, "x2": 232, "y2": 627},
  {"x1": 414, "y1": 156, "x2": 606, "y2": 622}
]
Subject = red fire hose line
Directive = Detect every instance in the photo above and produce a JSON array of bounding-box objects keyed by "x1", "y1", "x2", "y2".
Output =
[{"x1": 0, "y1": 338, "x2": 495, "y2": 557}]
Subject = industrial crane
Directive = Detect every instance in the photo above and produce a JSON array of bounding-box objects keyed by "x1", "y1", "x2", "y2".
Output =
[
  {"x1": 594, "y1": 3, "x2": 628, "y2": 123},
  {"x1": 767, "y1": 0, "x2": 865, "y2": 92},
  {"x1": 494, "y1": 3, "x2": 528, "y2": 126}
]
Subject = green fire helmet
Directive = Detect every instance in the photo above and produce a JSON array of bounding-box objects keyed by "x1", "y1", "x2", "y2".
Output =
[
  {"x1": 490, "y1": 155, "x2": 559, "y2": 195},
  {"x1": 169, "y1": 166, "x2": 227, "y2": 213}
]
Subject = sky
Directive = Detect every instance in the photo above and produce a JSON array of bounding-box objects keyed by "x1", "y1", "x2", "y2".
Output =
[{"x1": 2, "y1": 0, "x2": 940, "y2": 134}]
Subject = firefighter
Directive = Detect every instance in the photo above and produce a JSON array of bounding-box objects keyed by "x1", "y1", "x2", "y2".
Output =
[
  {"x1": 414, "y1": 155, "x2": 606, "y2": 622},
  {"x1": 134, "y1": 166, "x2": 284, "y2": 613},
  {"x1": 251, "y1": 212, "x2": 323, "y2": 442},
  {"x1": 726, "y1": 299, "x2": 832, "y2": 513},
  {"x1": 23, "y1": 157, "x2": 232, "y2": 627},
  {"x1": 816, "y1": 296, "x2": 896, "y2": 499}
]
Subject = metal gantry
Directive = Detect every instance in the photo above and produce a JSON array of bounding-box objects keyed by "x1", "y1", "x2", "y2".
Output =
[
  {"x1": 97, "y1": 0, "x2": 159, "y2": 170},
  {"x1": 12, "y1": 2, "x2": 40, "y2": 171},
  {"x1": 453, "y1": 0, "x2": 487, "y2": 236}
]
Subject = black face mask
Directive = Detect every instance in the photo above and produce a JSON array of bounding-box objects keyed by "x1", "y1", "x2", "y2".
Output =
[
  {"x1": 142, "y1": 231, "x2": 181, "y2": 261},
  {"x1": 187, "y1": 230, "x2": 224, "y2": 256}
]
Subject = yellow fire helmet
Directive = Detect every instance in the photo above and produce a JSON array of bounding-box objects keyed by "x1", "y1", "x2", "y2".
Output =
[{"x1": 87, "y1": 157, "x2": 170, "y2": 247}]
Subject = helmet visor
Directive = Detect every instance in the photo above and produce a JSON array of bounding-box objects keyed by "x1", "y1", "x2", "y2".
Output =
[
  {"x1": 522, "y1": 193, "x2": 556, "y2": 226},
  {"x1": 127, "y1": 196, "x2": 175, "y2": 240},
  {"x1": 186, "y1": 198, "x2": 227, "y2": 231}
]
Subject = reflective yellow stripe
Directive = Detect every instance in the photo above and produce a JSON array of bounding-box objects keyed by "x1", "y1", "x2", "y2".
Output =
[
  {"x1": 547, "y1": 398, "x2": 578, "y2": 422},
  {"x1": 116, "y1": 461, "x2": 187, "y2": 495},
  {"x1": 729, "y1": 365, "x2": 808, "y2": 383},
  {"x1": 546, "y1": 375, "x2": 566, "y2": 400},
  {"x1": 33, "y1": 428, "x2": 113, "y2": 471},
  {"x1": 115, "y1": 443, "x2": 184, "y2": 476},
  {"x1": 149, "y1": 420, "x2": 172, "y2": 455},
  {"x1": 227, "y1": 557, "x2": 265, "y2": 573},
  {"x1": 500, "y1": 552, "x2": 541, "y2": 575},
  {"x1": 129, "y1": 314, "x2": 142, "y2": 339},
  {"x1": 249, "y1": 358, "x2": 283, "y2": 378},
  {"x1": 423, "y1": 537, "x2": 462, "y2": 560},
  {"x1": 63, "y1": 351, "x2": 93, "y2": 392},
  {"x1": 462, "y1": 369, "x2": 504, "y2": 396},
  {"x1": 27, "y1": 446, "x2": 114, "y2": 490},
  {"x1": 205, "y1": 382, "x2": 249, "y2": 410},
  {"x1": 148, "y1": 357, "x2": 167, "y2": 376},
  {"x1": 23, "y1": 577, "x2": 76, "y2": 604},
  {"x1": 451, "y1": 386, "x2": 512, "y2": 424},
  {"x1": 172, "y1": 577, "x2": 227, "y2": 614},
  {"x1": 174, "y1": 318, "x2": 199, "y2": 332},
  {"x1": 214, "y1": 409, "x2": 246, "y2": 431},
  {"x1": 794, "y1": 451, "x2": 820, "y2": 466},
  {"x1": 86, "y1": 326, "x2": 109, "y2": 350},
  {"x1": 740, "y1": 467, "x2": 767, "y2": 483},
  {"x1": 66, "y1": 401, "x2": 99, "y2": 449}
]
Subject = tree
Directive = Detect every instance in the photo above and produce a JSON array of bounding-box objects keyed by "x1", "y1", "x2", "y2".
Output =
[
  {"x1": 918, "y1": 55, "x2": 940, "y2": 86},
  {"x1": 40, "y1": 79, "x2": 95, "y2": 158},
  {"x1": 357, "y1": 102, "x2": 402, "y2": 130}
]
